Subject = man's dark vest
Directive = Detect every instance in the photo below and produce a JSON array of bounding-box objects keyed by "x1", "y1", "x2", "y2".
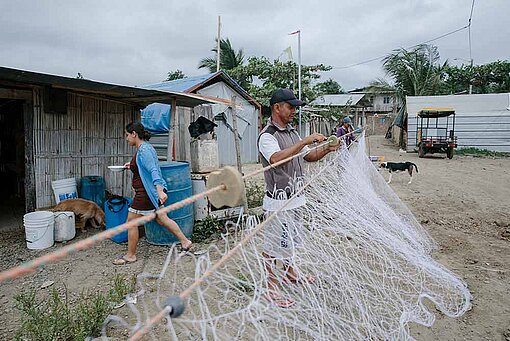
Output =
[{"x1": 257, "y1": 120, "x2": 305, "y2": 198}]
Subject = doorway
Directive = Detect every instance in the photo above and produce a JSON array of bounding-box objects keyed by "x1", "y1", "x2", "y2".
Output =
[{"x1": 0, "y1": 98, "x2": 25, "y2": 227}]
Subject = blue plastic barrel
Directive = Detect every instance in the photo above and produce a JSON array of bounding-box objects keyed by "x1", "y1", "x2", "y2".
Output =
[
  {"x1": 144, "y1": 161, "x2": 194, "y2": 245},
  {"x1": 104, "y1": 196, "x2": 132, "y2": 244},
  {"x1": 80, "y1": 176, "x2": 106, "y2": 209}
]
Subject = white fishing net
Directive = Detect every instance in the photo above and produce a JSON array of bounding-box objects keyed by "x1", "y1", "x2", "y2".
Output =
[{"x1": 102, "y1": 133, "x2": 471, "y2": 340}]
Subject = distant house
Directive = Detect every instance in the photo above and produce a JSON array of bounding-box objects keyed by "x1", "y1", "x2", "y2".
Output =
[
  {"x1": 348, "y1": 88, "x2": 398, "y2": 114},
  {"x1": 309, "y1": 93, "x2": 366, "y2": 122},
  {"x1": 0, "y1": 66, "x2": 209, "y2": 211},
  {"x1": 141, "y1": 71, "x2": 262, "y2": 166}
]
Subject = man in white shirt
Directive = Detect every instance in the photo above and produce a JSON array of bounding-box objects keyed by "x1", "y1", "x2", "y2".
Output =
[{"x1": 258, "y1": 88, "x2": 339, "y2": 307}]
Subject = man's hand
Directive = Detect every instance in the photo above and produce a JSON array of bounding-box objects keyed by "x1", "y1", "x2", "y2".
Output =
[{"x1": 303, "y1": 132, "x2": 326, "y2": 145}]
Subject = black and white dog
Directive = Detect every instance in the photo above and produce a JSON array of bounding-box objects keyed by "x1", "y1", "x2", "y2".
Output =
[{"x1": 379, "y1": 162, "x2": 419, "y2": 184}]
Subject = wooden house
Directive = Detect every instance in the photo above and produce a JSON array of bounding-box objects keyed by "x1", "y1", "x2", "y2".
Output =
[{"x1": 0, "y1": 66, "x2": 210, "y2": 212}]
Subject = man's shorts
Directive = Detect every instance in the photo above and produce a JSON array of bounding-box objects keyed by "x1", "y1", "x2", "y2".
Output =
[{"x1": 263, "y1": 208, "x2": 304, "y2": 260}]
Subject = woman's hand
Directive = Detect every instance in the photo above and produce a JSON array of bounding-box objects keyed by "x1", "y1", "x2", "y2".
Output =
[
  {"x1": 156, "y1": 185, "x2": 167, "y2": 206},
  {"x1": 123, "y1": 162, "x2": 130, "y2": 169}
]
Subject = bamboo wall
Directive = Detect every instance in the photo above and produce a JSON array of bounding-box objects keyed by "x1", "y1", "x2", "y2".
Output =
[{"x1": 33, "y1": 90, "x2": 138, "y2": 208}]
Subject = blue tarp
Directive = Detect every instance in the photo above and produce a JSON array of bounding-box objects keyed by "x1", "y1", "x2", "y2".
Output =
[{"x1": 141, "y1": 103, "x2": 171, "y2": 133}]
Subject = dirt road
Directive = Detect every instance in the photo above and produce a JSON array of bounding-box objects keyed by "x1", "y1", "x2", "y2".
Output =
[{"x1": 0, "y1": 135, "x2": 509, "y2": 339}]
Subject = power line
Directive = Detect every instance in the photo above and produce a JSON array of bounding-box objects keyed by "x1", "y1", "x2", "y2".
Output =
[{"x1": 332, "y1": 24, "x2": 469, "y2": 70}]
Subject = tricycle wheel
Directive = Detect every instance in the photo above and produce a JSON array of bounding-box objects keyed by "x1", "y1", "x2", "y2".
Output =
[
  {"x1": 418, "y1": 144, "x2": 425, "y2": 158},
  {"x1": 447, "y1": 148, "x2": 454, "y2": 159}
]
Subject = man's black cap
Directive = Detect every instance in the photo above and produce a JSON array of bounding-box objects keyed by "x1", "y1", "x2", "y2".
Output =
[{"x1": 269, "y1": 88, "x2": 306, "y2": 107}]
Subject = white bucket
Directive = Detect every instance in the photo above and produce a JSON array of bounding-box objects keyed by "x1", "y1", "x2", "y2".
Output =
[
  {"x1": 23, "y1": 211, "x2": 55, "y2": 250},
  {"x1": 51, "y1": 178, "x2": 78, "y2": 204},
  {"x1": 54, "y1": 211, "x2": 76, "y2": 242}
]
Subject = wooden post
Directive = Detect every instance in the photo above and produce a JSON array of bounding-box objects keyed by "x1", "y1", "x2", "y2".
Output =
[
  {"x1": 230, "y1": 96, "x2": 248, "y2": 212},
  {"x1": 24, "y1": 99, "x2": 35, "y2": 213},
  {"x1": 231, "y1": 96, "x2": 242, "y2": 174},
  {"x1": 167, "y1": 96, "x2": 177, "y2": 161}
]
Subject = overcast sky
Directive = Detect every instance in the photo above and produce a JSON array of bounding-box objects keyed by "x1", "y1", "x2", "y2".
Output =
[{"x1": 0, "y1": 0, "x2": 508, "y2": 91}]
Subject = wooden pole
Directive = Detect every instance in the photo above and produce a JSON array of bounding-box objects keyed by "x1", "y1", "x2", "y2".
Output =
[
  {"x1": 167, "y1": 96, "x2": 177, "y2": 161},
  {"x1": 216, "y1": 16, "x2": 221, "y2": 72},
  {"x1": 230, "y1": 96, "x2": 242, "y2": 174},
  {"x1": 230, "y1": 96, "x2": 248, "y2": 211}
]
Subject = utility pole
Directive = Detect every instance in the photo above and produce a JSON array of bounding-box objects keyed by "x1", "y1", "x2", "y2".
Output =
[{"x1": 216, "y1": 16, "x2": 221, "y2": 72}]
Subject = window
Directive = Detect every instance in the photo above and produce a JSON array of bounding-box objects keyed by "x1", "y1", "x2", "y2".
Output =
[{"x1": 383, "y1": 96, "x2": 390, "y2": 104}]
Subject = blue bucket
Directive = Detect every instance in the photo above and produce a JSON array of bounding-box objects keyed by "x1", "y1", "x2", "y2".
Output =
[
  {"x1": 105, "y1": 196, "x2": 132, "y2": 244},
  {"x1": 80, "y1": 176, "x2": 106, "y2": 209},
  {"x1": 145, "y1": 161, "x2": 194, "y2": 245}
]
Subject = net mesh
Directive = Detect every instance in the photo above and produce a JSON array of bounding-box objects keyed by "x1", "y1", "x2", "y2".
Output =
[{"x1": 103, "y1": 133, "x2": 471, "y2": 340}]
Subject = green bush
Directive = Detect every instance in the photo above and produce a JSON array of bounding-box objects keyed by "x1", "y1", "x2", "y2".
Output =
[
  {"x1": 245, "y1": 181, "x2": 264, "y2": 208},
  {"x1": 15, "y1": 274, "x2": 134, "y2": 340},
  {"x1": 192, "y1": 216, "x2": 222, "y2": 243},
  {"x1": 455, "y1": 147, "x2": 510, "y2": 158}
]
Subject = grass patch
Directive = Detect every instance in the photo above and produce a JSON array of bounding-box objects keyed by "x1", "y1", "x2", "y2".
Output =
[
  {"x1": 192, "y1": 216, "x2": 222, "y2": 243},
  {"x1": 455, "y1": 147, "x2": 510, "y2": 158},
  {"x1": 245, "y1": 181, "x2": 264, "y2": 208},
  {"x1": 15, "y1": 273, "x2": 135, "y2": 340}
]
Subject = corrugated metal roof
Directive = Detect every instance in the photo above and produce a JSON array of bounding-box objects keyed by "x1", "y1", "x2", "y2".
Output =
[
  {"x1": 144, "y1": 71, "x2": 260, "y2": 107},
  {"x1": 310, "y1": 94, "x2": 365, "y2": 106},
  {"x1": 144, "y1": 73, "x2": 217, "y2": 92},
  {"x1": 0, "y1": 66, "x2": 213, "y2": 108}
]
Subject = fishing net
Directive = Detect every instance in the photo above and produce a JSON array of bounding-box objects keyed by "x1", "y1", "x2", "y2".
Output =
[{"x1": 103, "y1": 133, "x2": 471, "y2": 340}]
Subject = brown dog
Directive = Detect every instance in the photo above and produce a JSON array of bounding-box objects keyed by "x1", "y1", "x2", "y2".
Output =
[{"x1": 53, "y1": 198, "x2": 105, "y2": 232}]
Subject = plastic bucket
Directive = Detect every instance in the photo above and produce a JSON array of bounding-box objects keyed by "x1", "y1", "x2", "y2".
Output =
[
  {"x1": 105, "y1": 196, "x2": 132, "y2": 244},
  {"x1": 24, "y1": 211, "x2": 55, "y2": 250},
  {"x1": 145, "y1": 161, "x2": 193, "y2": 245},
  {"x1": 54, "y1": 211, "x2": 76, "y2": 242},
  {"x1": 80, "y1": 176, "x2": 106, "y2": 209},
  {"x1": 51, "y1": 178, "x2": 78, "y2": 204}
]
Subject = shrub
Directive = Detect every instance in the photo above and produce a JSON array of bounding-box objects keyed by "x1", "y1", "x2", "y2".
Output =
[{"x1": 15, "y1": 274, "x2": 134, "y2": 340}]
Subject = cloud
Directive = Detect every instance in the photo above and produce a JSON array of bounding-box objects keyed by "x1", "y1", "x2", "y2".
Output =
[{"x1": 0, "y1": 0, "x2": 508, "y2": 90}]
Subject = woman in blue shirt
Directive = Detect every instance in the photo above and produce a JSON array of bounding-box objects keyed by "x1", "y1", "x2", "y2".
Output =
[{"x1": 113, "y1": 122, "x2": 192, "y2": 265}]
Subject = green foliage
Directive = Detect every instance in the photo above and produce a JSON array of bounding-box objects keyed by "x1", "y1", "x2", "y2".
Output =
[
  {"x1": 455, "y1": 147, "x2": 510, "y2": 158},
  {"x1": 166, "y1": 69, "x2": 186, "y2": 81},
  {"x1": 313, "y1": 78, "x2": 344, "y2": 95},
  {"x1": 245, "y1": 181, "x2": 264, "y2": 208},
  {"x1": 192, "y1": 216, "x2": 222, "y2": 243},
  {"x1": 380, "y1": 44, "x2": 445, "y2": 102},
  {"x1": 15, "y1": 274, "x2": 134, "y2": 340},
  {"x1": 229, "y1": 56, "x2": 332, "y2": 109},
  {"x1": 440, "y1": 60, "x2": 510, "y2": 94},
  {"x1": 199, "y1": 38, "x2": 245, "y2": 73}
]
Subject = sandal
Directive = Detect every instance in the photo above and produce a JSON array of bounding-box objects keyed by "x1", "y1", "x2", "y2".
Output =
[
  {"x1": 262, "y1": 291, "x2": 295, "y2": 308},
  {"x1": 282, "y1": 274, "x2": 316, "y2": 285},
  {"x1": 112, "y1": 256, "x2": 137, "y2": 265},
  {"x1": 178, "y1": 242, "x2": 193, "y2": 253}
]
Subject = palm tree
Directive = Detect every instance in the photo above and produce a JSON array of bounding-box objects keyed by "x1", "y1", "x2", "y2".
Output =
[
  {"x1": 370, "y1": 44, "x2": 446, "y2": 101},
  {"x1": 198, "y1": 38, "x2": 245, "y2": 73},
  {"x1": 368, "y1": 44, "x2": 446, "y2": 147}
]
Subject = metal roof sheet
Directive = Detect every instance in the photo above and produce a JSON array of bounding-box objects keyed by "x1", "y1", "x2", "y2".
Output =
[
  {"x1": 310, "y1": 94, "x2": 365, "y2": 106},
  {"x1": 0, "y1": 66, "x2": 212, "y2": 108}
]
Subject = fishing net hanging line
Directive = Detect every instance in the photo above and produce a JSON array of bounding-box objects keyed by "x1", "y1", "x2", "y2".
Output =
[{"x1": 104, "y1": 133, "x2": 471, "y2": 340}]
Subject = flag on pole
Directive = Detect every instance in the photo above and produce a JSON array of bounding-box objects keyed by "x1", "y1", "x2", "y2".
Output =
[
  {"x1": 288, "y1": 30, "x2": 300, "y2": 35},
  {"x1": 283, "y1": 46, "x2": 293, "y2": 61}
]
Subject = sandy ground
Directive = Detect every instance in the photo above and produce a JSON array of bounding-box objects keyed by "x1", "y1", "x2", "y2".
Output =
[{"x1": 0, "y1": 135, "x2": 509, "y2": 340}]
